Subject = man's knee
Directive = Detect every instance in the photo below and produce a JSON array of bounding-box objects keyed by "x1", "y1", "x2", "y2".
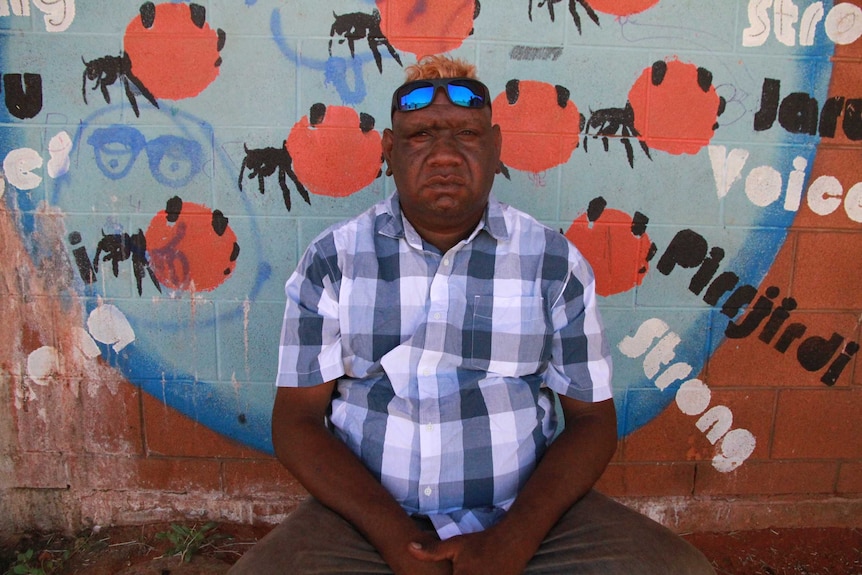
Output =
[
  {"x1": 228, "y1": 498, "x2": 391, "y2": 575},
  {"x1": 528, "y1": 491, "x2": 714, "y2": 575}
]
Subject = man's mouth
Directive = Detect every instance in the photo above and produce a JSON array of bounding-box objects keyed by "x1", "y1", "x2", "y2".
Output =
[{"x1": 425, "y1": 175, "x2": 464, "y2": 188}]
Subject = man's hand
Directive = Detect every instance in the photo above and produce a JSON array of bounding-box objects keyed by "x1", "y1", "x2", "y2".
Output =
[
  {"x1": 403, "y1": 532, "x2": 455, "y2": 575},
  {"x1": 273, "y1": 384, "x2": 455, "y2": 575},
  {"x1": 408, "y1": 529, "x2": 528, "y2": 575},
  {"x1": 409, "y1": 396, "x2": 618, "y2": 575}
]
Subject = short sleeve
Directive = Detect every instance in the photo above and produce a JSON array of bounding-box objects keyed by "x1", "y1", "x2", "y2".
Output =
[
  {"x1": 543, "y1": 247, "x2": 613, "y2": 403},
  {"x1": 276, "y1": 240, "x2": 345, "y2": 388}
]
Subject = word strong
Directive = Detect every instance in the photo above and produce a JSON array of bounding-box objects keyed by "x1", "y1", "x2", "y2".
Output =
[
  {"x1": 618, "y1": 318, "x2": 756, "y2": 473},
  {"x1": 743, "y1": 0, "x2": 862, "y2": 47}
]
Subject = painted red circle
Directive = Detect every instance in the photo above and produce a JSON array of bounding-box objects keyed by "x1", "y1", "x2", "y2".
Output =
[
  {"x1": 124, "y1": 3, "x2": 222, "y2": 101},
  {"x1": 564, "y1": 208, "x2": 652, "y2": 297},
  {"x1": 492, "y1": 81, "x2": 581, "y2": 173},
  {"x1": 145, "y1": 201, "x2": 238, "y2": 292},
  {"x1": 286, "y1": 106, "x2": 382, "y2": 198},
  {"x1": 375, "y1": 0, "x2": 475, "y2": 56},
  {"x1": 587, "y1": 0, "x2": 660, "y2": 16},
  {"x1": 628, "y1": 60, "x2": 720, "y2": 155}
]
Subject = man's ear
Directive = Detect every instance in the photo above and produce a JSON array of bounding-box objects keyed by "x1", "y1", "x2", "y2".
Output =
[
  {"x1": 492, "y1": 124, "x2": 503, "y2": 167},
  {"x1": 382, "y1": 128, "x2": 394, "y2": 176}
]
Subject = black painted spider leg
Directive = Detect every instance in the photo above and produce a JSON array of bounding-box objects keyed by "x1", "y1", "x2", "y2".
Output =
[
  {"x1": 383, "y1": 39, "x2": 402, "y2": 67},
  {"x1": 121, "y1": 75, "x2": 142, "y2": 117},
  {"x1": 276, "y1": 165, "x2": 292, "y2": 211},
  {"x1": 120, "y1": 54, "x2": 158, "y2": 117},
  {"x1": 569, "y1": 0, "x2": 600, "y2": 34},
  {"x1": 279, "y1": 149, "x2": 310, "y2": 211},
  {"x1": 81, "y1": 57, "x2": 116, "y2": 106},
  {"x1": 276, "y1": 163, "x2": 310, "y2": 212},
  {"x1": 238, "y1": 145, "x2": 272, "y2": 195},
  {"x1": 368, "y1": 37, "x2": 402, "y2": 73},
  {"x1": 623, "y1": 123, "x2": 652, "y2": 164}
]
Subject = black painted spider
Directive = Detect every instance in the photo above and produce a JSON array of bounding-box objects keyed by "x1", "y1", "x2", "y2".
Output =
[
  {"x1": 329, "y1": 9, "x2": 402, "y2": 73},
  {"x1": 584, "y1": 102, "x2": 651, "y2": 168},
  {"x1": 238, "y1": 142, "x2": 310, "y2": 212},
  {"x1": 82, "y1": 52, "x2": 158, "y2": 117}
]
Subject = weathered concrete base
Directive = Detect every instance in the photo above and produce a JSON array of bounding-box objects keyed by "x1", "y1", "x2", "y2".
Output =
[
  {"x1": 619, "y1": 495, "x2": 862, "y2": 534},
  {"x1": 0, "y1": 487, "x2": 304, "y2": 535},
  {"x1": 2, "y1": 486, "x2": 860, "y2": 537}
]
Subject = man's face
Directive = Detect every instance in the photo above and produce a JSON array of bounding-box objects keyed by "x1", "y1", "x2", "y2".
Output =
[{"x1": 382, "y1": 91, "x2": 502, "y2": 242}]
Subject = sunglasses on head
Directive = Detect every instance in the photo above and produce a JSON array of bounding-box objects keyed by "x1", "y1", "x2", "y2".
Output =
[{"x1": 391, "y1": 77, "x2": 491, "y2": 116}]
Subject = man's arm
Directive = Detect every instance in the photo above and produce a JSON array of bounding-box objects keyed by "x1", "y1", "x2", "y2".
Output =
[
  {"x1": 272, "y1": 384, "x2": 452, "y2": 575},
  {"x1": 410, "y1": 394, "x2": 617, "y2": 575}
]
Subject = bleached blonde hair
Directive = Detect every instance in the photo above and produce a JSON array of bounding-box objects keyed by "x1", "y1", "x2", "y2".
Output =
[{"x1": 404, "y1": 54, "x2": 477, "y2": 80}]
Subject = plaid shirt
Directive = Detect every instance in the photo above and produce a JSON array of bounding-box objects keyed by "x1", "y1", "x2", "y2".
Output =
[{"x1": 277, "y1": 193, "x2": 612, "y2": 539}]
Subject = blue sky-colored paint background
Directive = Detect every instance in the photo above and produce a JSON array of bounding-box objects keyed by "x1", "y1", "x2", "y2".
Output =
[{"x1": 0, "y1": 0, "x2": 837, "y2": 454}]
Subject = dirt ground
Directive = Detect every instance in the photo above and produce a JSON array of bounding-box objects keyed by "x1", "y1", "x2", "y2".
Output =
[{"x1": 1, "y1": 522, "x2": 860, "y2": 574}]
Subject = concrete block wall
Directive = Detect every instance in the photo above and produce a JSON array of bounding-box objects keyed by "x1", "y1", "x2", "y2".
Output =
[{"x1": 1, "y1": 0, "x2": 861, "y2": 535}]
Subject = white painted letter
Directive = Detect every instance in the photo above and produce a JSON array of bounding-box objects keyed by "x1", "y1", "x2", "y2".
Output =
[
  {"x1": 654, "y1": 362, "x2": 693, "y2": 391},
  {"x1": 618, "y1": 318, "x2": 670, "y2": 359},
  {"x1": 712, "y1": 428, "x2": 756, "y2": 472},
  {"x1": 47, "y1": 131, "x2": 72, "y2": 178},
  {"x1": 2, "y1": 1, "x2": 31, "y2": 17},
  {"x1": 27, "y1": 345, "x2": 60, "y2": 386},
  {"x1": 709, "y1": 145, "x2": 750, "y2": 199},
  {"x1": 799, "y1": 2, "x2": 825, "y2": 46},
  {"x1": 32, "y1": 0, "x2": 75, "y2": 32},
  {"x1": 807, "y1": 175, "x2": 842, "y2": 216},
  {"x1": 774, "y1": 0, "x2": 799, "y2": 46},
  {"x1": 87, "y1": 304, "x2": 136, "y2": 353},
  {"x1": 743, "y1": 0, "x2": 773, "y2": 47},
  {"x1": 825, "y1": 2, "x2": 862, "y2": 45},
  {"x1": 696, "y1": 405, "x2": 733, "y2": 444},
  {"x1": 643, "y1": 332, "x2": 681, "y2": 379},
  {"x1": 3, "y1": 147, "x2": 43, "y2": 190},
  {"x1": 745, "y1": 165, "x2": 782, "y2": 207},
  {"x1": 72, "y1": 326, "x2": 101, "y2": 359},
  {"x1": 784, "y1": 156, "x2": 808, "y2": 211},
  {"x1": 844, "y1": 181, "x2": 862, "y2": 223},
  {"x1": 675, "y1": 378, "x2": 711, "y2": 416}
]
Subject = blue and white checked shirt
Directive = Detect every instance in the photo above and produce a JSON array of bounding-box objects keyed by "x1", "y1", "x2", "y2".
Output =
[{"x1": 276, "y1": 193, "x2": 612, "y2": 539}]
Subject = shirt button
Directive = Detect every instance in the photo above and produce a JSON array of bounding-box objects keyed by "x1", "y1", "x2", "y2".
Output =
[
  {"x1": 443, "y1": 258, "x2": 450, "y2": 266},
  {"x1": 426, "y1": 423, "x2": 433, "y2": 431},
  {"x1": 424, "y1": 487, "x2": 433, "y2": 496},
  {"x1": 433, "y1": 312, "x2": 441, "y2": 320}
]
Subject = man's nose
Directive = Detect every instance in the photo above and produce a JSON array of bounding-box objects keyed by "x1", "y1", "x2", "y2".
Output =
[{"x1": 427, "y1": 133, "x2": 463, "y2": 164}]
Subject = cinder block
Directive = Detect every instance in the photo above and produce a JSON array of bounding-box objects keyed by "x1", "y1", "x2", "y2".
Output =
[
  {"x1": 141, "y1": 390, "x2": 263, "y2": 459},
  {"x1": 222, "y1": 458, "x2": 302, "y2": 498},
  {"x1": 695, "y1": 460, "x2": 839, "y2": 496},
  {"x1": 773, "y1": 389, "x2": 862, "y2": 459},
  {"x1": 12, "y1": 452, "x2": 70, "y2": 489},
  {"x1": 837, "y1": 462, "x2": 862, "y2": 495}
]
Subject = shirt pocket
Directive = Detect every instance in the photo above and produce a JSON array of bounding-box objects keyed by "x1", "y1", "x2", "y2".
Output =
[{"x1": 464, "y1": 295, "x2": 548, "y2": 376}]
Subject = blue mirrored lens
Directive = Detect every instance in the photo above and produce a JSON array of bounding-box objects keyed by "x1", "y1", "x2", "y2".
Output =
[
  {"x1": 447, "y1": 84, "x2": 484, "y2": 107},
  {"x1": 399, "y1": 86, "x2": 435, "y2": 111}
]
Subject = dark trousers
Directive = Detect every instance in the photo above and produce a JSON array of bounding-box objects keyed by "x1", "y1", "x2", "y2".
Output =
[{"x1": 229, "y1": 490, "x2": 715, "y2": 574}]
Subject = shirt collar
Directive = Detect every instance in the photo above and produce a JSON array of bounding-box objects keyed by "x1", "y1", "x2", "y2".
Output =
[{"x1": 378, "y1": 192, "x2": 510, "y2": 244}]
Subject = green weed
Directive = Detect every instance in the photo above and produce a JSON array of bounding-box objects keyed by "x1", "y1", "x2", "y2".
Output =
[
  {"x1": 155, "y1": 522, "x2": 225, "y2": 563},
  {"x1": 5, "y1": 546, "x2": 69, "y2": 575}
]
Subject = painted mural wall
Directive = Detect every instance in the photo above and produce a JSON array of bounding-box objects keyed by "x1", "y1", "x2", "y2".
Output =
[{"x1": 1, "y1": 0, "x2": 861, "y2": 532}]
